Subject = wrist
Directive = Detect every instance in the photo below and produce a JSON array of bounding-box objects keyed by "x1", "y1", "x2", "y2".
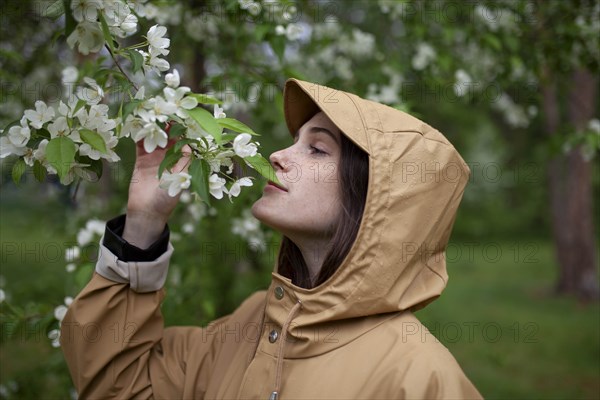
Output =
[{"x1": 123, "y1": 210, "x2": 168, "y2": 249}]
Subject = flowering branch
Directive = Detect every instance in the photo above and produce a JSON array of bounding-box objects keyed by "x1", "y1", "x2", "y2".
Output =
[{"x1": 104, "y1": 44, "x2": 138, "y2": 92}]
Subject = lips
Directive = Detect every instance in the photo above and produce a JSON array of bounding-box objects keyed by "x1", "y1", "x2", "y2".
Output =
[{"x1": 267, "y1": 180, "x2": 288, "y2": 192}]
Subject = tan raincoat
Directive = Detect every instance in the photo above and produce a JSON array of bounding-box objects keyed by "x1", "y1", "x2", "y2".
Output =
[{"x1": 61, "y1": 78, "x2": 483, "y2": 399}]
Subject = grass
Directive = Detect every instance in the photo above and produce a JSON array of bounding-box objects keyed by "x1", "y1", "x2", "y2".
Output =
[
  {"x1": 417, "y1": 239, "x2": 600, "y2": 399},
  {"x1": 1, "y1": 186, "x2": 599, "y2": 399}
]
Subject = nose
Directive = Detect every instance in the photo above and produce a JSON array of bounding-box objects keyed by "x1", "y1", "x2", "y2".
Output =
[{"x1": 269, "y1": 148, "x2": 287, "y2": 172}]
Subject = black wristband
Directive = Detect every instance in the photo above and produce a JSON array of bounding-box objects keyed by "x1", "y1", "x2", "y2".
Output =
[{"x1": 102, "y1": 214, "x2": 170, "y2": 262}]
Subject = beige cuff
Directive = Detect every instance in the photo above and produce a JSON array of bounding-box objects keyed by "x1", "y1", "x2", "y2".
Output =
[{"x1": 94, "y1": 234, "x2": 175, "y2": 293}]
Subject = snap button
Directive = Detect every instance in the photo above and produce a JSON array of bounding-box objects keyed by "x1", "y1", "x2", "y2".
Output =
[
  {"x1": 274, "y1": 286, "x2": 284, "y2": 300},
  {"x1": 268, "y1": 330, "x2": 279, "y2": 343}
]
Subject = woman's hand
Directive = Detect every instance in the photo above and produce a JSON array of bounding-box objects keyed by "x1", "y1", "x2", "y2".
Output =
[{"x1": 123, "y1": 125, "x2": 192, "y2": 248}]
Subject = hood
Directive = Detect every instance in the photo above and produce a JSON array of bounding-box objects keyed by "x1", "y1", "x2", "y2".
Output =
[{"x1": 266, "y1": 78, "x2": 471, "y2": 356}]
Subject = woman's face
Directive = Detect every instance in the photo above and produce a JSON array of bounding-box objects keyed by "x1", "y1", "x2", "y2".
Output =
[{"x1": 251, "y1": 111, "x2": 342, "y2": 241}]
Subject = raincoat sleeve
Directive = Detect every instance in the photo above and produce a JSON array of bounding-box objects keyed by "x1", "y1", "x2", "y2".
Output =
[
  {"x1": 400, "y1": 346, "x2": 484, "y2": 399},
  {"x1": 59, "y1": 233, "x2": 229, "y2": 399}
]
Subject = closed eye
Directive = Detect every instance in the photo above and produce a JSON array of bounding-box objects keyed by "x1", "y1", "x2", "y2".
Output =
[{"x1": 309, "y1": 145, "x2": 327, "y2": 155}]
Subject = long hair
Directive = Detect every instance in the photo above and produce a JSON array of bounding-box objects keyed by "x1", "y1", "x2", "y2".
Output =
[{"x1": 276, "y1": 131, "x2": 369, "y2": 289}]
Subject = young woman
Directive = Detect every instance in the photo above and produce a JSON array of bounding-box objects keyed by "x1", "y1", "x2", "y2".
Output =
[{"x1": 60, "y1": 78, "x2": 483, "y2": 399}]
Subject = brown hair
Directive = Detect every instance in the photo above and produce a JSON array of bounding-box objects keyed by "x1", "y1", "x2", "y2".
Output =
[{"x1": 276, "y1": 130, "x2": 369, "y2": 289}]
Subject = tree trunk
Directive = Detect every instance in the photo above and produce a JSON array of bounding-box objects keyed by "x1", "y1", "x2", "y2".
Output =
[{"x1": 542, "y1": 67, "x2": 599, "y2": 301}]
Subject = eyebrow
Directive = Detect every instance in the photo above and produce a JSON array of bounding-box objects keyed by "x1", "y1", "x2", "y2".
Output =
[{"x1": 294, "y1": 126, "x2": 340, "y2": 145}]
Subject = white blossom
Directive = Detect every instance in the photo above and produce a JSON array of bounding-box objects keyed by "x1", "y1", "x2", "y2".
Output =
[
  {"x1": 62, "y1": 66, "x2": 79, "y2": 98},
  {"x1": 453, "y1": 69, "x2": 473, "y2": 97},
  {"x1": 48, "y1": 329, "x2": 61, "y2": 348},
  {"x1": 165, "y1": 69, "x2": 180, "y2": 88},
  {"x1": 120, "y1": 13, "x2": 138, "y2": 34},
  {"x1": 62, "y1": 66, "x2": 79, "y2": 85},
  {"x1": 239, "y1": 0, "x2": 261, "y2": 16},
  {"x1": 76, "y1": 77, "x2": 104, "y2": 106},
  {"x1": 338, "y1": 29, "x2": 375, "y2": 58},
  {"x1": 58, "y1": 98, "x2": 80, "y2": 119},
  {"x1": 66, "y1": 21, "x2": 104, "y2": 55},
  {"x1": 231, "y1": 208, "x2": 266, "y2": 251},
  {"x1": 159, "y1": 171, "x2": 192, "y2": 197},
  {"x1": 412, "y1": 42, "x2": 436, "y2": 71},
  {"x1": 208, "y1": 173, "x2": 226, "y2": 199},
  {"x1": 182, "y1": 222, "x2": 195, "y2": 233},
  {"x1": 65, "y1": 246, "x2": 81, "y2": 262},
  {"x1": 275, "y1": 25, "x2": 286, "y2": 35},
  {"x1": 138, "y1": 48, "x2": 170, "y2": 76},
  {"x1": 77, "y1": 228, "x2": 94, "y2": 246},
  {"x1": 492, "y1": 93, "x2": 529, "y2": 128},
  {"x1": 213, "y1": 104, "x2": 226, "y2": 119},
  {"x1": 0, "y1": 117, "x2": 30, "y2": 158},
  {"x1": 54, "y1": 305, "x2": 68, "y2": 322},
  {"x1": 48, "y1": 117, "x2": 71, "y2": 138},
  {"x1": 145, "y1": 95, "x2": 178, "y2": 121},
  {"x1": 103, "y1": 1, "x2": 138, "y2": 37},
  {"x1": 0, "y1": 136, "x2": 27, "y2": 158},
  {"x1": 233, "y1": 133, "x2": 257, "y2": 158},
  {"x1": 24, "y1": 101, "x2": 55, "y2": 129},
  {"x1": 207, "y1": 149, "x2": 234, "y2": 173},
  {"x1": 588, "y1": 119, "x2": 600, "y2": 134},
  {"x1": 132, "y1": 122, "x2": 168, "y2": 153},
  {"x1": 71, "y1": 0, "x2": 103, "y2": 22},
  {"x1": 163, "y1": 87, "x2": 198, "y2": 118},
  {"x1": 147, "y1": 24, "x2": 170, "y2": 56},
  {"x1": 180, "y1": 191, "x2": 192, "y2": 203},
  {"x1": 121, "y1": 115, "x2": 144, "y2": 138},
  {"x1": 0, "y1": 289, "x2": 5, "y2": 303},
  {"x1": 7, "y1": 117, "x2": 31, "y2": 147},
  {"x1": 284, "y1": 23, "x2": 304, "y2": 41},
  {"x1": 148, "y1": 49, "x2": 170, "y2": 73},
  {"x1": 225, "y1": 177, "x2": 253, "y2": 200},
  {"x1": 66, "y1": 263, "x2": 77, "y2": 273}
]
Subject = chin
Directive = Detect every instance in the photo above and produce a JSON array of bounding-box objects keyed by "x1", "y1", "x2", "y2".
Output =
[
  {"x1": 250, "y1": 200, "x2": 274, "y2": 226},
  {"x1": 251, "y1": 201, "x2": 289, "y2": 235}
]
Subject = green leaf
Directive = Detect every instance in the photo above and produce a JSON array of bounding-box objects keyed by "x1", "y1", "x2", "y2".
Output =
[
  {"x1": 216, "y1": 118, "x2": 259, "y2": 136},
  {"x1": 11, "y1": 158, "x2": 26, "y2": 185},
  {"x1": 63, "y1": 0, "x2": 77, "y2": 37},
  {"x1": 80, "y1": 129, "x2": 108, "y2": 154},
  {"x1": 244, "y1": 154, "x2": 282, "y2": 185},
  {"x1": 222, "y1": 133, "x2": 237, "y2": 142},
  {"x1": 35, "y1": 128, "x2": 51, "y2": 140},
  {"x1": 127, "y1": 49, "x2": 144, "y2": 74},
  {"x1": 187, "y1": 107, "x2": 223, "y2": 144},
  {"x1": 187, "y1": 93, "x2": 222, "y2": 105},
  {"x1": 72, "y1": 99, "x2": 87, "y2": 116},
  {"x1": 122, "y1": 99, "x2": 143, "y2": 121},
  {"x1": 174, "y1": 138, "x2": 197, "y2": 152},
  {"x1": 168, "y1": 123, "x2": 186, "y2": 138},
  {"x1": 189, "y1": 158, "x2": 211, "y2": 206},
  {"x1": 99, "y1": 14, "x2": 115, "y2": 54},
  {"x1": 253, "y1": 24, "x2": 270, "y2": 41},
  {"x1": 157, "y1": 146, "x2": 184, "y2": 179},
  {"x1": 42, "y1": 0, "x2": 65, "y2": 20},
  {"x1": 271, "y1": 36, "x2": 286, "y2": 61},
  {"x1": 46, "y1": 136, "x2": 77, "y2": 180},
  {"x1": 483, "y1": 33, "x2": 502, "y2": 51},
  {"x1": 33, "y1": 160, "x2": 47, "y2": 182}
]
